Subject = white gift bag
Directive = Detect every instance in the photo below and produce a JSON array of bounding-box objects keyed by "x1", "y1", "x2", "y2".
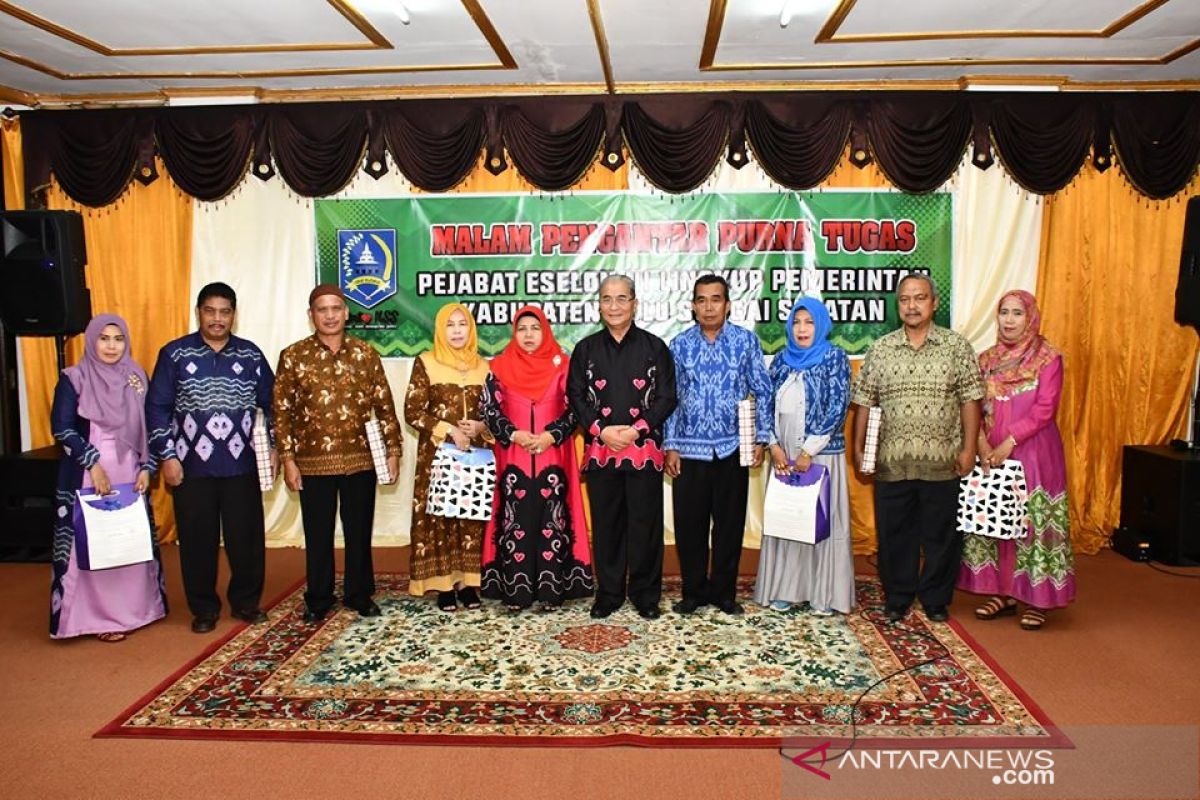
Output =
[
  {"x1": 425, "y1": 444, "x2": 496, "y2": 521},
  {"x1": 957, "y1": 459, "x2": 1029, "y2": 540}
]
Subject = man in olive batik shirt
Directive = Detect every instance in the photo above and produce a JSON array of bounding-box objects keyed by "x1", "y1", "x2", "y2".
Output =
[
  {"x1": 851, "y1": 274, "x2": 984, "y2": 624},
  {"x1": 274, "y1": 284, "x2": 402, "y2": 623}
]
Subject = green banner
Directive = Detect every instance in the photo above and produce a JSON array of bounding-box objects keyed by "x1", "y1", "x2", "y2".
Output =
[{"x1": 314, "y1": 191, "x2": 952, "y2": 357}]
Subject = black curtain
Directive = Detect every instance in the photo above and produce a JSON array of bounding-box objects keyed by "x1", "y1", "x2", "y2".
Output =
[{"x1": 19, "y1": 91, "x2": 1200, "y2": 207}]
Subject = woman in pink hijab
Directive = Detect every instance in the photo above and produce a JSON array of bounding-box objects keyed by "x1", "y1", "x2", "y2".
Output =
[
  {"x1": 958, "y1": 291, "x2": 1076, "y2": 630},
  {"x1": 49, "y1": 314, "x2": 167, "y2": 641}
]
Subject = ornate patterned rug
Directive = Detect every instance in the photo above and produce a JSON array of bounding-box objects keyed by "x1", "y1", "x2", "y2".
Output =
[{"x1": 98, "y1": 575, "x2": 1065, "y2": 748}]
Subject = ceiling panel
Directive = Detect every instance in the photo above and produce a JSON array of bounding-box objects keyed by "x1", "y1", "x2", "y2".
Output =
[{"x1": 0, "y1": 0, "x2": 1196, "y2": 108}]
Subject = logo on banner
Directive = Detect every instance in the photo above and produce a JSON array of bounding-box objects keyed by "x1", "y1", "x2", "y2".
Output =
[{"x1": 338, "y1": 229, "x2": 397, "y2": 309}]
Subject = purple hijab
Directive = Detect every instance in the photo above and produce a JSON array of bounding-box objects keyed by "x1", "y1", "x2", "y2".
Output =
[{"x1": 62, "y1": 314, "x2": 149, "y2": 464}]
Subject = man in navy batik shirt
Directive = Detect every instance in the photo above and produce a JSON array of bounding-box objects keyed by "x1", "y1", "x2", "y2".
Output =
[
  {"x1": 664, "y1": 274, "x2": 773, "y2": 616},
  {"x1": 147, "y1": 282, "x2": 275, "y2": 634}
]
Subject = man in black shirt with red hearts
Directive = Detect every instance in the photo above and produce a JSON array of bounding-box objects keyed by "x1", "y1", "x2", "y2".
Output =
[{"x1": 568, "y1": 274, "x2": 677, "y2": 620}]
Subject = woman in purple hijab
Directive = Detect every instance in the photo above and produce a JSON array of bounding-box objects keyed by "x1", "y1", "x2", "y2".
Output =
[{"x1": 49, "y1": 314, "x2": 167, "y2": 641}]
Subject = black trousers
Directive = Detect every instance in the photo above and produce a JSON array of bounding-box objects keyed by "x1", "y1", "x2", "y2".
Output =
[
  {"x1": 173, "y1": 473, "x2": 266, "y2": 617},
  {"x1": 586, "y1": 468, "x2": 664, "y2": 609},
  {"x1": 672, "y1": 452, "x2": 749, "y2": 605},
  {"x1": 873, "y1": 478, "x2": 962, "y2": 611},
  {"x1": 297, "y1": 470, "x2": 378, "y2": 612}
]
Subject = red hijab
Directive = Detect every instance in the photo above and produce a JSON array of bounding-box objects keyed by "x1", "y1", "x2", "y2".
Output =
[
  {"x1": 977, "y1": 290, "x2": 1060, "y2": 401},
  {"x1": 490, "y1": 306, "x2": 568, "y2": 401}
]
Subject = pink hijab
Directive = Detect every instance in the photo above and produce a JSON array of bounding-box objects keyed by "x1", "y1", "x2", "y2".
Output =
[
  {"x1": 63, "y1": 314, "x2": 149, "y2": 464},
  {"x1": 977, "y1": 290, "x2": 1060, "y2": 402}
]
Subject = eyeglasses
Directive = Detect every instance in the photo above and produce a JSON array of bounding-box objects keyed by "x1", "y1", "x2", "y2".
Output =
[{"x1": 600, "y1": 295, "x2": 634, "y2": 307}]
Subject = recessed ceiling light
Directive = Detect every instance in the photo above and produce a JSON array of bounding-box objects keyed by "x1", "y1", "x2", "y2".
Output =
[{"x1": 779, "y1": 0, "x2": 796, "y2": 28}]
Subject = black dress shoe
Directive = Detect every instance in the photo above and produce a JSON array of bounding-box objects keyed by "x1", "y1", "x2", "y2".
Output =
[
  {"x1": 191, "y1": 615, "x2": 218, "y2": 634},
  {"x1": 924, "y1": 606, "x2": 950, "y2": 622},
  {"x1": 590, "y1": 601, "x2": 620, "y2": 619},
  {"x1": 350, "y1": 600, "x2": 382, "y2": 618},
  {"x1": 302, "y1": 606, "x2": 329, "y2": 624},
  {"x1": 884, "y1": 605, "x2": 908, "y2": 622},
  {"x1": 671, "y1": 598, "x2": 706, "y2": 615},
  {"x1": 231, "y1": 607, "x2": 268, "y2": 624},
  {"x1": 637, "y1": 605, "x2": 662, "y2": 620},
  {"x1": 715, "y1": 600, "x2": 744, "y2": 616}
]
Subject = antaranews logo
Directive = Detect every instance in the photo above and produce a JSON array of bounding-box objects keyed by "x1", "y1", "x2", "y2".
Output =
[{"x1": 792, "y1": 742, "x2": 1055, "y2": 786}]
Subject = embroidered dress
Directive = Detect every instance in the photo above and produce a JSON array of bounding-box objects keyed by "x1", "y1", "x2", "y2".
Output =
[
  {"x1": 958, "y1": 354, "x2": 1076, "y2": 609},
  {"x1": 753, "y1": 341, "x2": 854, "y2": 613},
  {"x1": 480, "y1": 371, "x2": 594, "y2": 607},
  {"x1": 50, "y1": 379, "x2": 167, "y2": 639},
  {"x1": 404, "y1": 355, "x2": 490, "y2": 595}
]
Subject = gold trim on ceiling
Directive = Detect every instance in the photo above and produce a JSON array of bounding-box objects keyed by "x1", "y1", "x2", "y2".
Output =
[
  {"x1": 700, "y1": 49, "x2": 1200, "y2": 71},
  {"x1": 23, "y1": 76, "x2": 1200, "y2": 109},
  {"x1": 0, "y1": 53, "x2": 515, "y2": 82},
  {"x1": 814, "y1": 0, "x2": 1172, "y2": 44},
  {"x1": 699, "y1": 0, "x2": 728, "y2": 70},
  {"x1": 0, "y1": 82, "x2": 35, "y2": 104},
  {"x1": 462, "y1": 0, "x2": 517, "y2": 69},
  {"x1": 586, "y1": 0, "x2": 616, "y2": 94},
  {"x1": 0, "y1": 0, "x2": 514, "y2": 74},
  {"x1": 0, "y1": 0, "x2": 392, "y2": 56},
  {"x1": 701, "y1": 0, "x2": 1193, "y2": 72}
]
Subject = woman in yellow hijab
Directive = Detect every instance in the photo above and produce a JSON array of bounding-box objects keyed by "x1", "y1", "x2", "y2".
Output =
[{"x1": 404, "y1": 303, "x2": 492, "y2": 611}]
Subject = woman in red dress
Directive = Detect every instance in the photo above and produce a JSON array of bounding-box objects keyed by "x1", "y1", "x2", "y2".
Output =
[{"x1": 480, "y1": 306, "x2": 595, "y2": 611}]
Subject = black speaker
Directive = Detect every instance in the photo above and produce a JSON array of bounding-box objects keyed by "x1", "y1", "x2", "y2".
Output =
[
  {"x1": 0, "y1": 210, "x2": 90, "y2": 336},
  {"x1": 1177, "y1": 197, "x2": 1200, "y2": 328},
  {"x1": 0, "y1": 444, "x2": 59, "y2": 562},
  {"x1": 1119, "y1": 445, "x2": 1200, "y2": 566}
]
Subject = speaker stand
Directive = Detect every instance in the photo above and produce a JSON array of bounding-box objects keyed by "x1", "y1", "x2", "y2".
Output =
[
  {"x1": 0, "y1": 319, "x2": 19, "y2": 456},
  {"x1": 54, "y1": 334, "x2": 66, "y2": 373},
  {"x1": 1170, "y1": 330, "x2": 1200, "y2": 452}
]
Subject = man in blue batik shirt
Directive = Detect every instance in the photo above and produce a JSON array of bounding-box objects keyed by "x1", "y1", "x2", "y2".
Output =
[
  {"x1": 664, "y1": 274, "x2": 773, "y2": 616},
  {"x1": 147, "y1": 282, "x2": 276, "y2": 634}
]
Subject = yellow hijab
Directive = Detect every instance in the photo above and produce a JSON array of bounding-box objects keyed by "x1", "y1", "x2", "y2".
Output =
[{"x1": 430, "y1": 302, "x2": 483, "y2": 372}]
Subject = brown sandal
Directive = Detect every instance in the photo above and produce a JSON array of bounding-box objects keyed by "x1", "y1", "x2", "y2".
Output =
[
  {"x1": 975, "y1": 596, "x2": 1017, "y2": 620},
  {"x1": 96, "y1": 632, "x2": 126, "y2": 643},
  {"x1": 1020, "y1": 609, "x2": 1046, "y2": 630}
]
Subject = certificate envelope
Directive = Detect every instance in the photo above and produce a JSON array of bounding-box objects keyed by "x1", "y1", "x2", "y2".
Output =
[
  {"x1": 762, "y1": 466, "x2": 826, "y2": 544},
  {"x1": 75, "y1": 484, "x2": 153, "y2": 570}
]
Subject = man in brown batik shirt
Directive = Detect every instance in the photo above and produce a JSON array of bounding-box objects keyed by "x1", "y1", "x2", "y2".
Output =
[{"x1": 274, "y1": 284, "x2": 402, "y2": 622}]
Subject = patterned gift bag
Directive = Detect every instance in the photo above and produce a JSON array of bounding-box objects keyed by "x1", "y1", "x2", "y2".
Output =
[
  {"x1": 737, "y1": 397, "x2": 757, "y2": 467},
  {"x1": 425, "y1": 444, "x2": 495, "y2": 521},
  {"x1": 364, "y1": 419, "x2": 392, "y2": 484},
  {"x1": 252, "y1": 408, "x2": 274, "y2": 492},
  {"x1": 860, "y1": 406, "x2": 882, "y2": 474},
  {"x1": 957, "y1": 459, "x2": 1029, "y2": 539}
]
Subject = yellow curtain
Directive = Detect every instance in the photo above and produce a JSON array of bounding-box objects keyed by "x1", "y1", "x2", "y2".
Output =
[
  {"x1": 2, "y1": 118, "x2": 23, "y2": 210},
  {"x1": 449, "y1": 156, "x2": 629, "y2": 194},
  {"x1": 19, "y1": 163, "x2": 194, "y2": 541},
  {"x1": 817, "y1": 158, "x2": 892, "y2": 553},
  {"x1": 1036, "y1": 165, "x2": 1200, "y2": 554}
]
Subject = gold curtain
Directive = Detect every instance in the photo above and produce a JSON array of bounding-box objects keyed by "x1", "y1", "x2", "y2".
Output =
[
  {"x1": 18, "y1": 163, "x2": 194, "y2": 541},
  {"x1": 2, "y1": 118, "x2": 23, "y2": 210},
  {"x1": 819, "y1": 158, "x2": 892, "y2": 553},
  {"x1": 1036, "y1": 165, "x2": 1200, "y2": 554}
]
